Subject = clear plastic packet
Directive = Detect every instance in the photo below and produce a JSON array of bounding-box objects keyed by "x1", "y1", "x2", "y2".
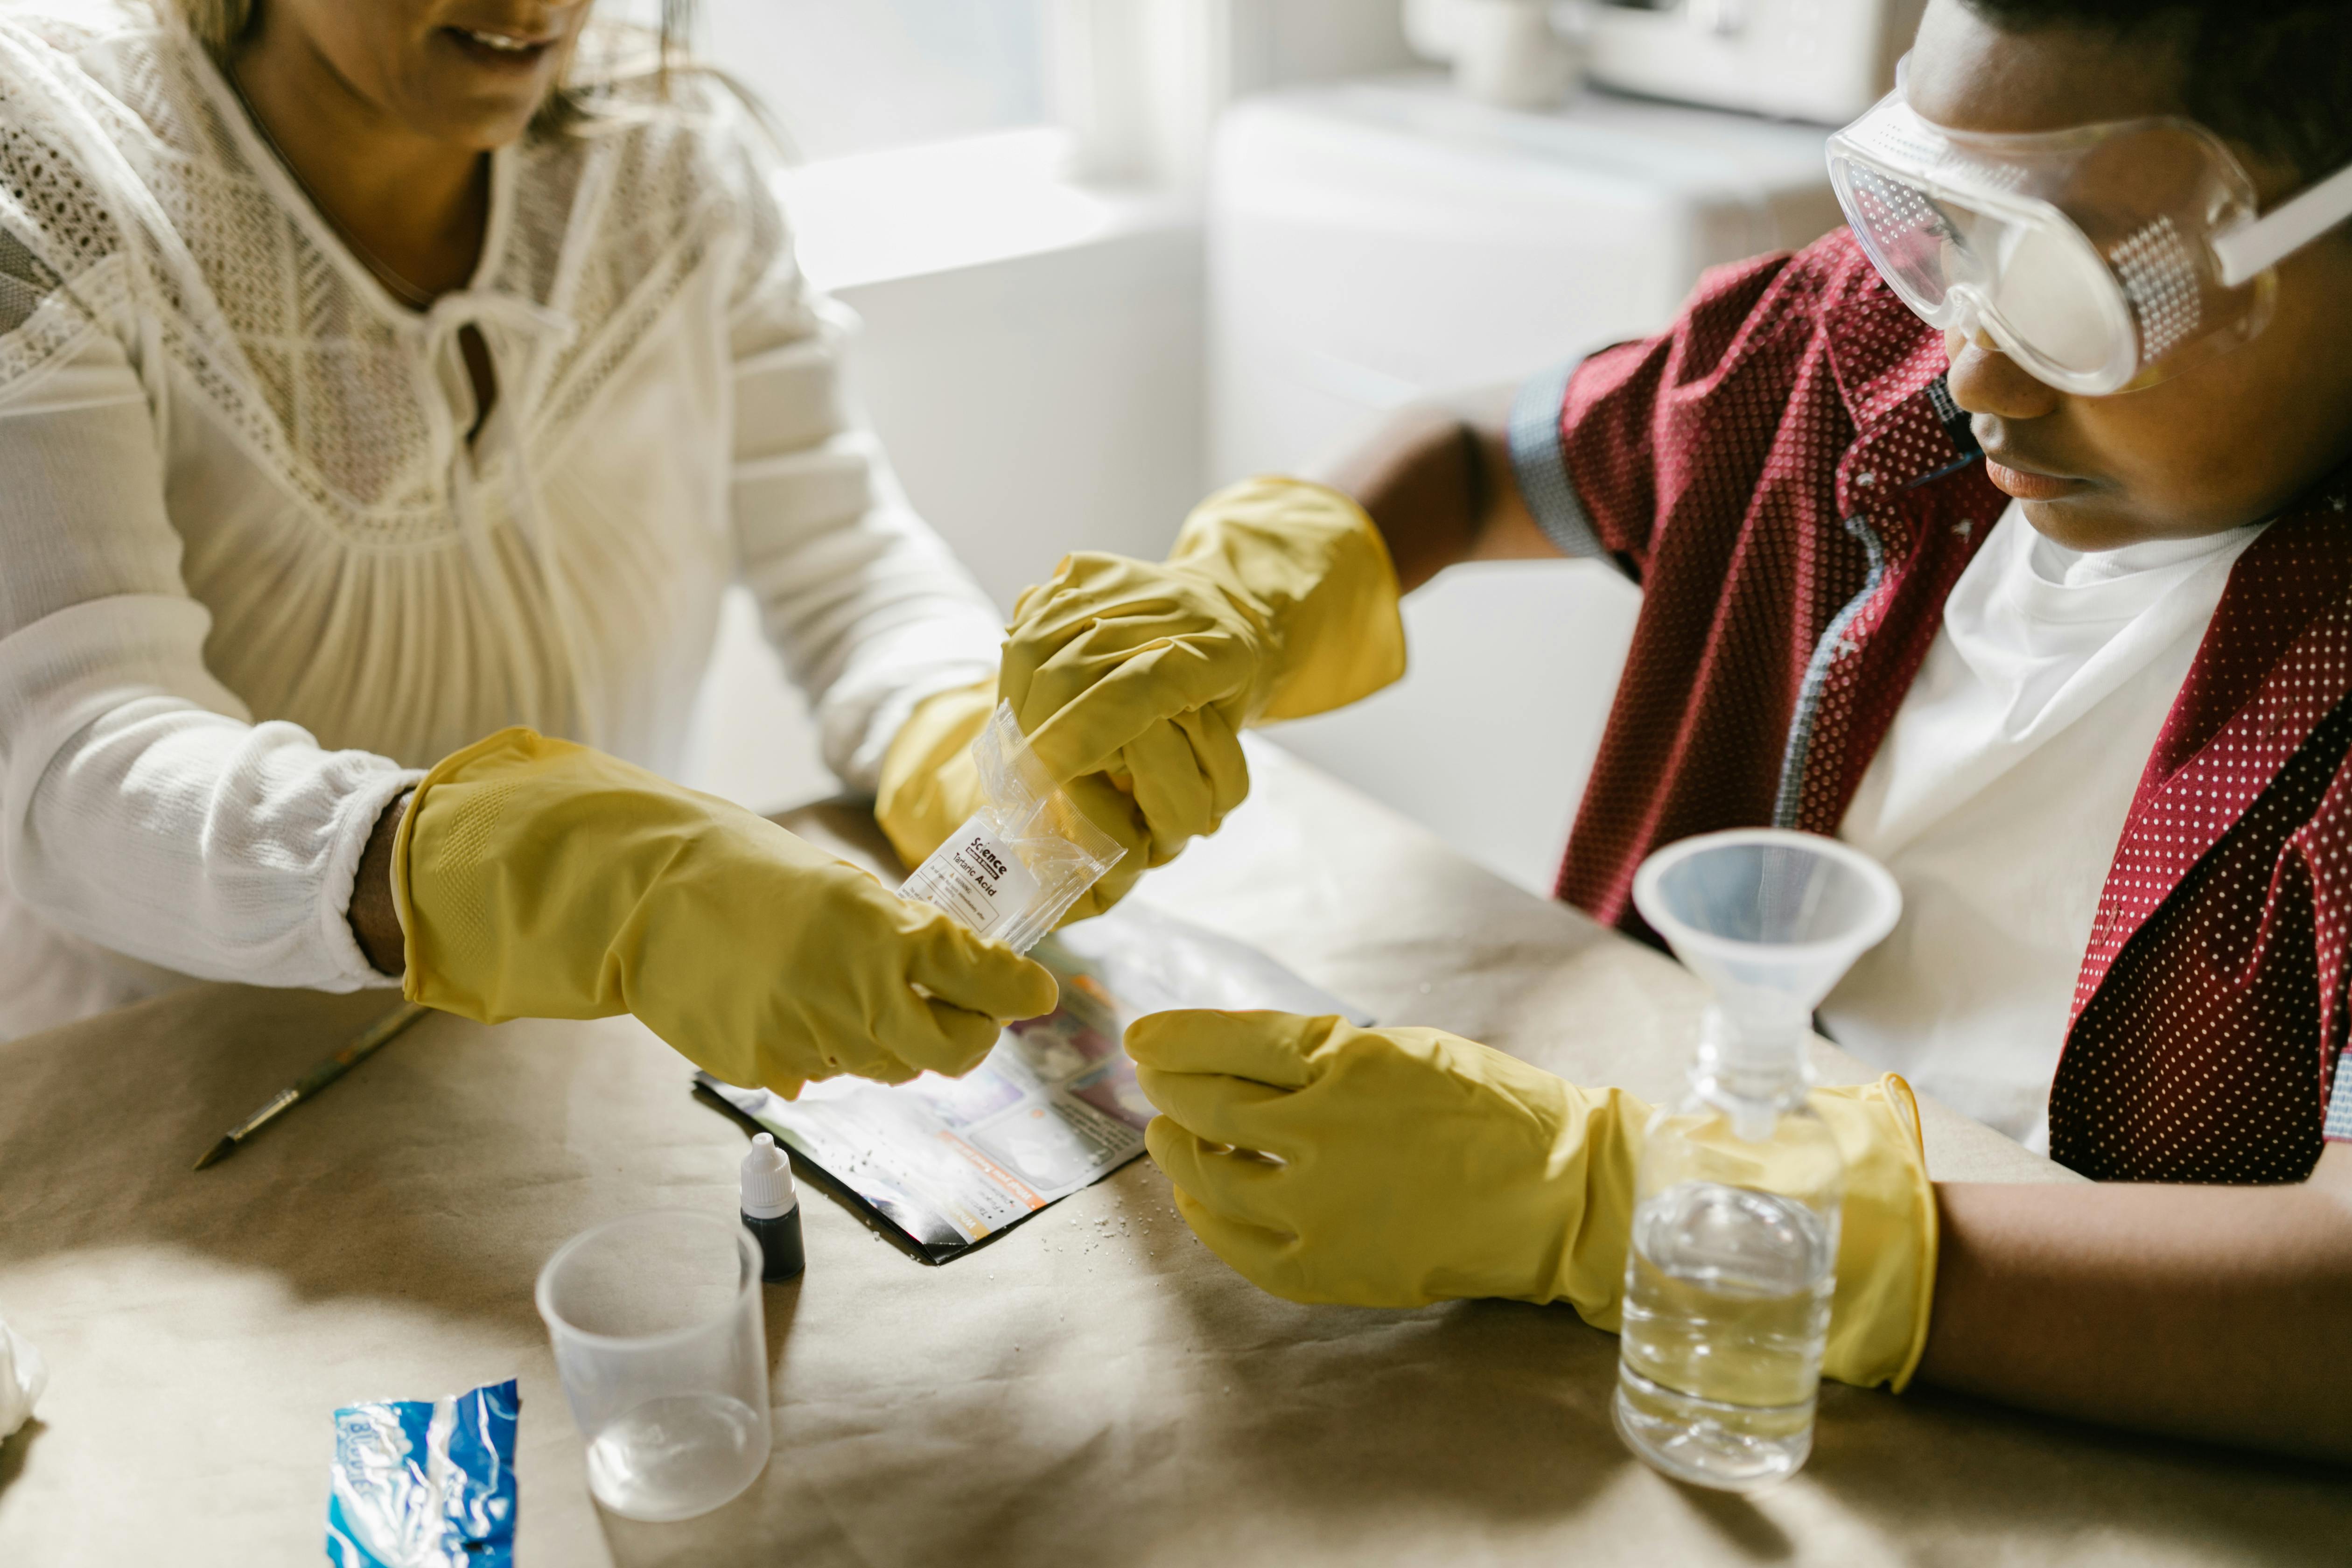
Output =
[
  {"x1": 325, "y1": 1378, "x2": 518, "y2": 1568},
  {"x1": 900, "y1": 701, "x2": 1125, "y2": 953}
]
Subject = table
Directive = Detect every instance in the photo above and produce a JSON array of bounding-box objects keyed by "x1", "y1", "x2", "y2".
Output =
[{"x1": 1, "y1": 742, "x2": 2344, "y2": 1566}]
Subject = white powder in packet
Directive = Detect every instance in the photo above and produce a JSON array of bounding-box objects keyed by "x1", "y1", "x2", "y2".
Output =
[{"x1": 900, "y1": 703, "x2": 1125, "y2": 953}]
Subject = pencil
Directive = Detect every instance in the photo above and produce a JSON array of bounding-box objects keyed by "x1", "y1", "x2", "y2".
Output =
[{"x1": 192, "y1": 1001, "x2": 432, "y2": 1171}]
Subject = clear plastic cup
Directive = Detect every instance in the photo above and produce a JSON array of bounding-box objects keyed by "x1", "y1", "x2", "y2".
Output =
[{"x1": 535, "y1": 1211, "x2": 773, "y2": 1522}]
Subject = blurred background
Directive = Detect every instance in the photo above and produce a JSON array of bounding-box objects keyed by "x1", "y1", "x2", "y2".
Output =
[{"x1": 666, "y1": 0, "x2": 1922, "y2": 894}]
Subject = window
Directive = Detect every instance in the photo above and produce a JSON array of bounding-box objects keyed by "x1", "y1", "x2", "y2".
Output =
[{"x1": 695, "y1": 0, "x2": 1052, "y2": 162}]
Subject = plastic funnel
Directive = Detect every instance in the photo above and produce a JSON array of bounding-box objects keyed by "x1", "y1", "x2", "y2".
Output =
[{"x1": 1632, "y1": 829, "x2": 1901, "y2": 1066}]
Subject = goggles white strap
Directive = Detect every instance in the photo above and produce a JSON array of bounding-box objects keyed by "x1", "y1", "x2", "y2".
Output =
[{"x1": 2213, "y1": 160, "x2": 2352, "y2": 287}]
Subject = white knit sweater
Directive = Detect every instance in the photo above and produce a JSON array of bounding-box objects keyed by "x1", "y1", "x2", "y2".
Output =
[{"x1": 0, "y1": 2, "x2": 1007, "y2": 1038}]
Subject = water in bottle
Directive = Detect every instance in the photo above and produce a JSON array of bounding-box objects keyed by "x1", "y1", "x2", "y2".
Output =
[{"x1": 1614, "y1": 1180, "x2": 1837, "y2": 1489}]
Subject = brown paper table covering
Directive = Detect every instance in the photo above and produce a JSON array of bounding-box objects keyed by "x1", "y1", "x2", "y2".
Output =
[{"x1": 1, "y1": 741, "x2": 2343, "y2": 1566}]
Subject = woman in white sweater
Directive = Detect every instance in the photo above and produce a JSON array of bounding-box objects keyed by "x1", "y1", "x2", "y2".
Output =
[{"x1": 0, "y1": 0, "x2": 1089, "y2": 1088}]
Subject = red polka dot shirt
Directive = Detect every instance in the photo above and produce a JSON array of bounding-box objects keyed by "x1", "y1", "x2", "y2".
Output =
[{"x1": 1511, "y1": 230, "x2": 2352, "y2": 1184}]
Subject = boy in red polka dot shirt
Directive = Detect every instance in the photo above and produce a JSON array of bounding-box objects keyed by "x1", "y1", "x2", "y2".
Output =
[{"x1": 997, "y1": 0, "x2": 2352, "y2": 1458}]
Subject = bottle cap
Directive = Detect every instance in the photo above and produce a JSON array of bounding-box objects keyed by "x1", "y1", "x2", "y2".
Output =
[{"x1": 739, "y1": 1132, "x2": 797, "y2": 1219}]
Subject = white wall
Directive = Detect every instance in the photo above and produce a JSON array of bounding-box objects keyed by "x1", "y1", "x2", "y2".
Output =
[
  {"x1": 1054, "y1": 0, "x2": 1421, "y2": 183},
  {"x1": 679, "y1": 6, "x2": 1419, "y2": 817},
  {"x1": 681, "y1": 157, "x2": 1208, "y2": 813},
  {"x1": 1262, "y1": 560, "x2": 1641, "y2": 894},
  {"x1": 839, "y1": 227, "x2": 1206, "y2": 608},
  {"x1": 1230, "y1": 0, "x2": 1421, "y2": 92}
]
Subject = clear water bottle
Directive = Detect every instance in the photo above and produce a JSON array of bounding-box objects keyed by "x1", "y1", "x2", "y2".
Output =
[{"x1": 1615, "y1": 830, "x2": 1901, "y2": 1491}]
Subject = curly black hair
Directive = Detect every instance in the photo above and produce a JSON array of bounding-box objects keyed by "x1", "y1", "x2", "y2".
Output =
[{"x1": 1962, "y1": 1, "x2": 2352, "y2": 183}]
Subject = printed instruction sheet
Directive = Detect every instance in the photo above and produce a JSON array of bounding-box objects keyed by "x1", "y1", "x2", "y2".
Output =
[{"x1": 698, "y1": 901, "x2": 1368, "y2": 1260}]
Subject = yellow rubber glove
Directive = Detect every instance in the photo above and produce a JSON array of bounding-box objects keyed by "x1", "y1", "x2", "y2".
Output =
[
  {"x1": 394, "y1": 728, "x2": 1059, "y2": 1097},
  {"x1": 1128, "y1": 1011, "x2": 1938, "y2": 1391},
  {"x1": 999, "y1": 478, "x2": 1407, "y2": 865},
  {"x1": 874, "y1": 681, "x2": 1154, "y2": 925}
]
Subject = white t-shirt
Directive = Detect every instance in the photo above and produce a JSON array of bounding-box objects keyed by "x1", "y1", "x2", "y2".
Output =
[{"x1": 1820, "y1": 501, "x2": 2265, "y2": 1152}]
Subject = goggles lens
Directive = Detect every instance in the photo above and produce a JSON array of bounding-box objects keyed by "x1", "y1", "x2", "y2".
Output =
[
  {"x1": 1827, "y1": 92, "x2": 2273, "y2": 395},
  {"x1": 1987, "y1": 223, "x2": 2132, "y2": 379},
  {"x1": 1838, "y1": 161, "x2": 1960, "y2": 311}
]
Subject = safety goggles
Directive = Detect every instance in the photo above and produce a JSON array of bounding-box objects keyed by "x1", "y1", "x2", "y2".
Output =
[{"x1": 1827, "y1": 84, "x2": 2352, "y2": 395}]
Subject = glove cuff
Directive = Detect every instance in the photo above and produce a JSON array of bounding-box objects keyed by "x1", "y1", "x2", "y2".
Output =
[
  {"x1": 1813, "y1": 1074, "x2": 1940, "y2": 1392},
  {"x1": 874, "y1": 680, "x2": 996, "y2": 873},
  {"x1": 1168, "y1": 477, "x2": 1407, "y2": 723},
  {"x1": 393, "y1": 727, "x2": 549, "y2": 1019}
]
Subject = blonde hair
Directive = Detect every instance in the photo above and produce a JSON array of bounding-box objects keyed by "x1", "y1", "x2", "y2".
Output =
[{"x1": 176, "y1": 0, "x2": 701, "y2": 134}]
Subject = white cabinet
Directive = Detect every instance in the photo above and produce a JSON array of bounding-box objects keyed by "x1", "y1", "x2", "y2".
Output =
[{"x1": 1209, "y1": 76, "x2": 1840, "y2": 890}]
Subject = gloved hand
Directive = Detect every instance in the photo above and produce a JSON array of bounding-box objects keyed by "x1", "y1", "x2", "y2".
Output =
[
  {"x1": 998, "y1": 478, "x2": 1407, "y2": 867},
  {"x1": 393, "y1": 728, "x2": 1059, "y2": 1097},
  {"x1": 874, "y1": 680, "x2": 1152, "y2": 925},
  {"x1": 1128, "y1": 1011, "x2": 1938, "y2": 1391}
]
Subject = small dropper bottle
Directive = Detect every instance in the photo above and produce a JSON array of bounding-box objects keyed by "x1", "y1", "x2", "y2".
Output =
[{"x1": 739, "y1": 1133, "x2": 805, "y2": 1282}]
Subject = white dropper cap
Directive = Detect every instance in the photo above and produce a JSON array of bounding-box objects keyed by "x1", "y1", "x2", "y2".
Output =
[{"x1": 739, "y1": 1132, "x2": 797, "y2": 1219}]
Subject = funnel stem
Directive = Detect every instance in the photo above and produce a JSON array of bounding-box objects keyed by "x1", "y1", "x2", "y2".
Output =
[{"x1": 1693, "y1": 1008, "x2": 1810, "y2": 1139}]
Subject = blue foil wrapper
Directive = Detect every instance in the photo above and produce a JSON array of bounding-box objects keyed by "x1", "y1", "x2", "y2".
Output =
[{"x1": 325, "y1": 1378, "x2": 518, "y2": 1568}]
